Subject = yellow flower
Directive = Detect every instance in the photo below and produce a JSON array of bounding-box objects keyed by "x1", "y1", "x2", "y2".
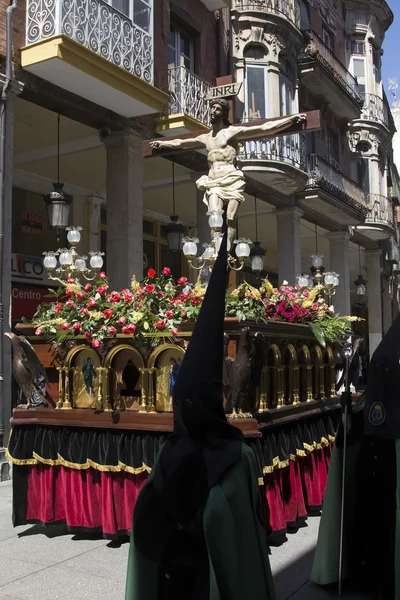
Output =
[
  {"x1": 131, "y1": 276, "x2": 140, "y2": 292},
  {"x1": 302, "y1": 300, "x2": 312, "y2": 309},
  {"x1": 90, "y1": 311, "x2": 103, "y2": 320},
  {"x1": 132, "y1": 311, "x2": 143, "y2": 323},
  {"x1": 262, "y1": 277, "x2": 274, "y2": 294},
  {"x1": 344, "y1": 315, "x2": 360, "y2": 322}
]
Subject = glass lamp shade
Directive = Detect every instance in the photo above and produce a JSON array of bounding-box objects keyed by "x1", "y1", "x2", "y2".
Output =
[
  {"x1": 207, "y1": 210, "x2": 224, "y2": 230},
  {"x1": 66, "y1": 227, "x2": 82, "y2": 244},
  {"x1": 307, "y1": 276, "x2": 314, "y2": 287},
  {"x1": 202, "y1": 244, "x2": 214, "y2": 260},
  {"x1": 44, "y1": 183, "x2": 73, "y2": 236},
  {"x1": 182, "y1": 237, "x2": 198, "y2": 258},
  {"x1": 324, "y1": 271, "x2": 335, "y2": 286},
  {"x1": 166, "y1": 216, "x2": 185, "y2": 253},
  {"x1": 59, "y1": 249, "x2": 73, "y2": 266},
  {"x1": 333, "y1": 273, "x2": 340, "y2": 286},
  {"x1": 297, "y1": 274, "x2": 309, "y2": 287},
  {"x1": 250, "y1": 241, "x2": 266, "y2": 272},
  {"x1": 89, "y1": 253, "x2": 104, "y2": 269},
  {"x1": 75, "y1": 257, "x2": 87, "y2": 271},
  {"x1": 234, "y1": 238, "x2": 251, "y2": 258},
  {"x1": 354, "y1": 275, "x2": 367, "y2": 297},
  {"x1": 43, "y1": 253, "x2": 58, "y2": 269},
  {"x1": 311, "y1": 254, "x2": 324, "y2": 268}
]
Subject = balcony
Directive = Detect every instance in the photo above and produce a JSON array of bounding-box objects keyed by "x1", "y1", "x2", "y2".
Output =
[
  {"x1": 21, "y1": 0, "x2": 167, "y2": 117},
  {"x1": 156, "y1": 67, "x2": 211, "y2": 136},
  {"x1": 298, "y1": 33, "x2": 363, "y2": 120},
  {"x1": 297, "y1": 155, "x2": 368, "y2": 226},
  {"x1": 360, "y1": 93, "x2": 391, "y2": 130},
  {"x1": 357, "y1": 193, "x2": 395, "y2": 240},
  {"x1": 232, "y1": 0, "x2": 301, "y2": 30},
  {"x1": 238, "y1": 132, "x2": 308, "y2": 194},
  {"x1": 200, "y1": 0, "x2": 232, "y2": 9}
]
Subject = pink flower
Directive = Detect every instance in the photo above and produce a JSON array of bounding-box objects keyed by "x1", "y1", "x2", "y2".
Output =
[
  {"x1": 145, "y1": 284, "x2": 155, "y2": 294},
  {"x1": 311, "y1": 303, "x2": 319, "y2": 311},
  {"x1": 66, "y1": 278, "x2": 75, "y2": 284},
  {"x1": 97, "y1": 284, "x2": 108, "y2": 295},
  {"x1": 178, "y1": 277, "x2": 187, "y2": 285},
  {"x1": 180, "y1": 310, "x2": 186, "y2": 318},
  {"x1": 191, "y1": 298, "x2": 202, "y2": 305},
  {"x1": 148, "y1": 268, "x2": 156, "y2": 279},
  {"x1": 84, "y1": 284, "x2": 92, "y2": 292},
  {"x1": 166, "y1": 310, "x2": 174, "y2": 319},
  {"x1": 92, "y1": 339, "x2": 101, "y2": 349},
  {"x1": 122, "y1": 291, "x2": 133, "y2": 302},
  {"x1": 54, "y1": 304, "x2": 62, "y2": 314},
  {"x1": 157, "y1": 291, "x2": 165, "y2": 298},
  {"x1": 99, "y1": 272, "x2": 107, "y2": 279},
  {"x1": 287, "y1": 292, "x2": 298, "y2": 301},
  {"x1": 35, "y1": 328, "x2": 43, "y2": 336},
  {"x1": 156, "y1": 320, "x2": 166, "y2": 330},
  {"x1": 62, "y1": 322, "x2": 70, "y2": 331},
  {"x1": 107, "y1": 326, "x2": 117, "y2": 335},
  {"x1": 80, "y1": 308, "x2": 89, "y2": 316},
  {"x1": 122, "y1": 324, "x2": 136, "y2": 335},
  {"x1": 87, "y1": 298, "x2": 96, "y2": 308},
  {"x1": 66, "y1": 299, "x2": 75, "y2": 307},
  {"x1": 162, "y1": 267, "x2": 171, "y2": 276},
  {"x1": 110, "y1": 292, "x2": 121, "y2": 304},
  {"x1": 171, "y1": 327, "x2": 179, "y2": 336},
  {"x1": 117, "y1": 316, "x2": 126, "y2": 325},
  {"x1": 103, "y1": 309, "x2": 113, "y2": 319},
  {"x1": 73, "y1": 322, "x2": 80, "y2": 332},
  {"x1": 65, "y1": 288, "x2": 73, "y2": 296},
  {"x1": 75, "y1": 292, "x2": 84, "y2": 300},
  {"x1": 302, "y1": 289, "x2": 310, "y2": 298}
]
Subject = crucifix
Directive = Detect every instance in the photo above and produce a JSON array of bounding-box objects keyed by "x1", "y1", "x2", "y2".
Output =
[{"x1": 143, "y1": 100, "x2": 321, "y2": 249}]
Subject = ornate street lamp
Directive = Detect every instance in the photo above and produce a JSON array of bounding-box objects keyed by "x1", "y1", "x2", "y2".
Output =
[
  {"x1": 250, "y1": 196, "x2": 266, "y2": 273},
  {"x1": 166, "y1": 162, "x2": 185, "y2": 252},
  {"x1": 354, "y1": 246, "x2": 367, "y2": 299},
  {"x1": 43, "y1": 115, "x2": 73, "y2": 240}
]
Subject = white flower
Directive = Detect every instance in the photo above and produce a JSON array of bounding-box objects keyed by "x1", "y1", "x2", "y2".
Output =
[
  {"x1": 282, "y1": 280, "x2": 288, "y2": 286},
  {"x1": 328, "y1": 305, "x2": 335, "y2": 313}
]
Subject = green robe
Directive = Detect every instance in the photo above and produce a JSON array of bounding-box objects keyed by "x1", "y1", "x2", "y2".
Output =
[
  {"x1": 125, "y1": 444, "x2": 276, "y2": 600},
  {"x1": 311, "y1": 400, "x2": 400, "y2": 599}
]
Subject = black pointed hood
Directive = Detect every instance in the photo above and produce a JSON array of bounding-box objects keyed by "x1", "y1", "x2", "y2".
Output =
[
  {"x1": 133, "y1": 229, "x2": 243, "y2": 565},
  {"x1": 172, "y1": 228, "x2": 241, "y2": 439},
  {"x1": 364, "y1": 314, "x2": 400, "y2": 438}
]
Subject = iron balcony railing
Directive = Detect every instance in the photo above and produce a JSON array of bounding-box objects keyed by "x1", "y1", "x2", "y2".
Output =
[
  {"x1": 306, "y1": 155, "x2": 367, "y2": 210},
  {"x1": 26, "y1": 0, "x2": 153, "y2": 84},
  {"x1": 160, "y1": 67, "x2": 212, "y2": 127},
  {"x1": 361, "y1": 94, "x2": 390, "y2": 130},
  {"x1": 233, "y1": 0, "x2": 301, "y2": 29},
  {"x1": 365, "y1": 193, "x2": 395, "y2": 230},
  {"x1": 239, "y1": 130, "x2": 306, "y2": 170},
  {"x1": 299, "y1": 33, "x2": 363, "y2": 105}
]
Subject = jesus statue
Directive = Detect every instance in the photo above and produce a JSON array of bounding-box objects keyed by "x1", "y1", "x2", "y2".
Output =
[{"x1": 150, "y1": 99, "x2": 306, "y2": 247}]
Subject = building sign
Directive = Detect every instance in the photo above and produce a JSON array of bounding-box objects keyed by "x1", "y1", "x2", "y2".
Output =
[
  {"x1": 205, "y1": 82, "x2": 242, "y2": 101},
  {"x1": 11, "y1": 253, "x2": 53, "y2": 287},
  {"x1": 21, "y1": 211, "x2": 43, "y2": 236},
  {"x1": 12, "y1": 285, "x2": 53, "y2": 320}
]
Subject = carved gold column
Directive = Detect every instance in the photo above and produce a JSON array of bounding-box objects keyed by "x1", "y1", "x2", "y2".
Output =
[
  {"x1": 102, "y1": 368, "x2": 112, "y2": 411},
  {"x1": 319, "y1": 364, "x2": 325, "y2": 399},
  {"x1": 330, "y1": 364, "x2": 336, "y2": 397},
  {"x1": 277, "y1": 367, "x2": 285, "y2": 408},
  {"x1": 306, "y1": 366, "x2": 313, "y2": 401},
  {"x1": 138, "y1": 367, "x2": 148, "y2": 413},
  {"x1": 258, "y1": 367, "x2": 269, "y2": 412},
  {"x1": 147, "y1": 367, "x2": 157, "y2": 413},
  {"x1": 292, "y1": 365, "x2": 300, "y2": 404},
  {"x1": 95, "y1": 367, "x2": 104, "y2": 411},
  {"x1": 56, "y1": 367, "x2": 64, "y2": 409},
  {"x1": 61, "y1": 367, "x2": 72, "y2": 409}
]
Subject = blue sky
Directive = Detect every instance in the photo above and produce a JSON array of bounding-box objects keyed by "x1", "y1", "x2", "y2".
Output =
[{"x1": 383, "y1": 3, "x2": 400, "y2": 101}]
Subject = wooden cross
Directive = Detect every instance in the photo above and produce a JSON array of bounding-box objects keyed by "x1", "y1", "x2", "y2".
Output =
[{"x1": 142, "y1": 110, "x2": 321, "y2": 159}]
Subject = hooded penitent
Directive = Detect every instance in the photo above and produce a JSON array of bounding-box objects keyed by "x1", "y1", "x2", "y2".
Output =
[
  {"x1": 364, "y1": 313, "x2": 400, "y2": 439},
  {"x1": 132, "y1": 228, "x2": 244, "y2": 565}
]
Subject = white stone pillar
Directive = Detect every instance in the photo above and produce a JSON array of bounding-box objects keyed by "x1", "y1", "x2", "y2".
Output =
[
  {"x1": 84, "y1": 195, "x2": 102, "y2": 255},
  {"x1": 382, "y1": 274, "x2": 393, "y2": 334},
  {"x1": 275, "y1": 207, "x2": 303, "y2": 285},
  {"x1": 103, "y1": 131, "x2": 143, "y2": 290},
  {"x1": 366, "y1": 249, "x2": 383, "y2": 356},
  {"x1": 327, "y1": 231, "x2": 351, "y2": 316}
]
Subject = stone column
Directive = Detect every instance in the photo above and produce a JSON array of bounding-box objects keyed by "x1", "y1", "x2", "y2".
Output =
[
  {"x1": 275, "y1": 207, "x2": 303, "y2": 285},
  {"x1": 327, "y1": 231, "x2": 351, "y2": 315},
  {"x1": 84, "y1": 195, "x2": 102, "y2": 255},
  {"x1": 103, "y1": 131, "x2": 143, "y2": 290},
  {"x1": 381, "y1": 274, "x2": 393, "y2": 334},
  {"x1": 366, "y1": 249, "x2": 383, "y2": 356}
]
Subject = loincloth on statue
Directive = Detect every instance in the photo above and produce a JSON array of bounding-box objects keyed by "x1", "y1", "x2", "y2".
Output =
[{"x1": 196, "y1": 171, "x2": 246, "y2": 206}]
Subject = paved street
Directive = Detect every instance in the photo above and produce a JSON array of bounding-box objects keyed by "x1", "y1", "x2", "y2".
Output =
[{"x1": 0, "y1": 479, "x2": 370, "y2": 600}]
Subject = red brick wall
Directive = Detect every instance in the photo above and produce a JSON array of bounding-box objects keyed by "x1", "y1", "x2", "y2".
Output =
[
  {"x1": 0, "y1": 0, "x2": 26, "y2": 64},
  {"x1": 154, "y1": 0, "x2": 224, "y2": 92}
]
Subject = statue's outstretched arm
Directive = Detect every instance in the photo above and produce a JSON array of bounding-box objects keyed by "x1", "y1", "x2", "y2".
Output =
[
  {"x1": 231, "y1": 113, "x2": 307, "y2": 141},
  {"x1": 150, "y1": 133, "x2": 207, "y2": 151}
]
